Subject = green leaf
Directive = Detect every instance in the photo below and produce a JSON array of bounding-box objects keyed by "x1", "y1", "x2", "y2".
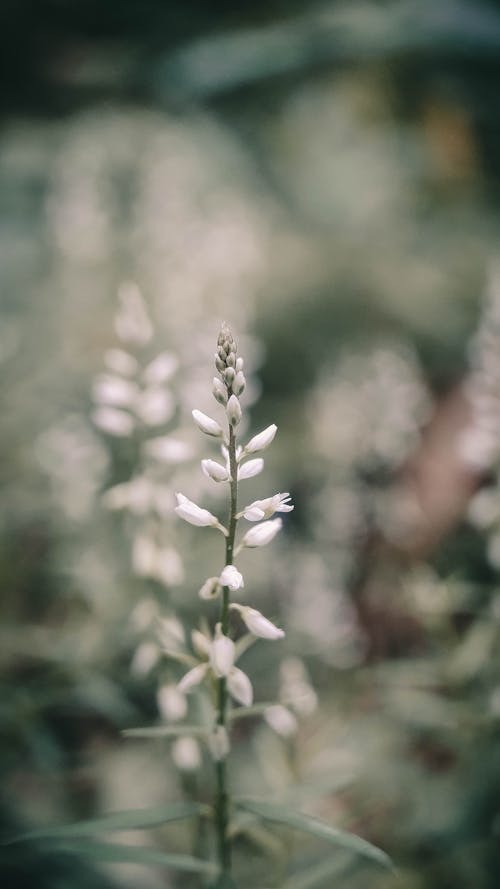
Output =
[
  {"x1": 9, "y1": 802, "x2": 209, "y2": 843},
  {"x1": 235, "y1": 800, "x2": 392, "y2": 870},
  {"x1": 48, "y1": 840, "x2": 217, "y2": 875},
  {"x1": 123, "y1": 724, "x2": 209, "y2": 739},
  {"x1": 228, "y1": 702, "x2": 280, "y2": 722},
  {"x1": 283, "y1": 854, "x2": 352, "y2": 889}
]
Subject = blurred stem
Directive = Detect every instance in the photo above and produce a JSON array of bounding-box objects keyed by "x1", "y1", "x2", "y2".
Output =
[{"x1": 215, "y1": 425, "x2": 238, "y2": 879}]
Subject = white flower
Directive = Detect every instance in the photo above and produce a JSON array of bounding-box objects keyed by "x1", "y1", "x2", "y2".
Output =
[
  {"x1": 157, "y1": 683, "x2": 187, "y2": 722},
  {"x1": 201, "y1": 458, "x2": 230, "y2": 483},
  {"x1": 192, "y1": 409, "x2": 223, "y2": 437},
  {"x1": 191, "y1": 629, "x2": 211, "y2": 658},
  {"x1": 210, "y1": 624, "x2": 235, "y2": 677},
  {"x1": 143, "y1": 351, "x2": 178, "y2": 385},
  {"x1": 92, "y1": 406, "x2": 134, "y2": 437},
  {"x1": 264, "y1": 704, "x2": 298, "y2": 737},
  {"x1": 154, "y1": 547, "x2": 184, "y2": 586},
  {"x1": 243, "y1": 493, "x2": 293, "y2": 522},
  {"x1": 136, "y1": 388, "x2": 175, "y2": 426},
  {"x1": 132, "y1": 534, "x2": 157, "y2": 576},
  {"x1": 130, "y1": 642, "x2": 160, "y2": 677},
  {"x1": 212, "y1": 377, "x2": 228, "y2": 405},
  {"x1": 175, "y1": 493, "x2": 222, "y2": 529},
  {"x1": 227, "y1": 667, "x2": 253, "y2": 706},
  {"x1": 226, "y1": 394, "x2": 242, "y2": 427},
  {"x1": 172, "y1": 736, "x2": 201, "y2": 771},
  {"x1": 177, "y1": 662, "x2": 209, "y2": 694},
  {"x1": 144, "y1": 436, "x2": 193, "y2": 463},
  {"x1": 238, "y1": 458, "x2": 264, "y2": 481},
  {"x1": 93, "y1": 374, "x2": 138, "y2": 408},
  {"x1": 209, "y1": 725, "x2": 230, "y2": 761},
  {"x1": 103, "y1": 477, "x2": 153, "y2": 514},
  {"x1": 104, "y1": 348, "x2": 138, "y2": 377},
  {"x1": 242, "y1": 518, "x2": 282, "y2": 548},
  {"x1": 219, "y1": 565, "x2": 244, "y2": 591},
  {"x1": 231, "y1": 604, "x2": 284, "y2": 640},
  {"x1": 243, "y1": 424, "x2": 277, "y2": 454},
  {"x1": 232, "y1": 371, "x2": 246, "y2": 396},
  {"x1": 157, "y1": 615, "x2": 185, "y2": 648}
]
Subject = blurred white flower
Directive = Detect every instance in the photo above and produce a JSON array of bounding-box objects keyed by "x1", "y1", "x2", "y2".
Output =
[
  {"x1": 130, "y1": 641, "x2": 160, "y2": 677},
  {"x1": 93, "y1": 374, "x2": 138, "y2": 408},
  {"x1": 143, "y1": 351, "x2": 178, "y2": 385},
  {"x1": 144, "y1": 436, "x2": 193, "y2": 463},
  {"x1": 114, "y1": 281, "x2": 153, "y2": 345},
  {"x1": 227, "y1": 667, "x2": 253, "y2": 706},
  {"x1": 136, "y1": 388, "x2": 175, "y2": 426},
  {"x1": 172, "y1": 736, "x2": 201, "y2": 771},
  {"x1": 210, "y1": 624, "x2": 235, "y2": 677},
  {"x1": 93, "y1": 406, "x2": 134, "y2": 437},
  {"x1": 177, "y1": 662, "x2": 209, "y2": 693},
  {"x1": 209, "y1": 725, "x2": 230, "y2": 761},
  {"x1": 157, "y1": 683, "x2": 188, "y2": 722},
  {"x1": 132, "y1": 534, "x2": 157, "y2": 576},
  {"x1": 104, "y1": 348, "x2": 138, "y2": 377},
  {"x1": 198, "y1": 576, "x2": 221, "y2": 600},
  {"x1": 264, "y1": 704, "x2": 298, "y2": 737}
]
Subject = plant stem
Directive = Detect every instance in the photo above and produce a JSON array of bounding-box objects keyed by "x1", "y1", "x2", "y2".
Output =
[{"x1": 214, "y1": 425, "x2": 238, "y2": 879}]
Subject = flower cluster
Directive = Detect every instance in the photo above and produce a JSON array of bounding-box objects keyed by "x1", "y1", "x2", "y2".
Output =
[{"x1": 174, "y1": 322, "x2": 292, "y2": 713}]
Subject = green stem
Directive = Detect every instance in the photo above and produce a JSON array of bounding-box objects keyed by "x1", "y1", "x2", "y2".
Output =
[{"x1": 214, "y1": 425, "x2": 238, "y2": 879}]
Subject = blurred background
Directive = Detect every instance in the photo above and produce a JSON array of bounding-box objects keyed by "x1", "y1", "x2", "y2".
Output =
[{"x1": 3, "y1": 1, "x2": 500, "y2": 887}]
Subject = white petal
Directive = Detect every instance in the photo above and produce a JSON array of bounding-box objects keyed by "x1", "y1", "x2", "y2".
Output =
[
  {"x1": 226, "y1": 394, "x2": 242, "y2": 427},
  {"x1": 219, "y1": 565, "x2": 244, "y2": 591},
  {"x1": 104, "y1": 348, "x2": 138, "y2": 377},
  {"x1": 201, "y1": 458, "x2": 230, "y2": 482},
  {"x1": 172, "y1": 736, "x2": 201, "y2": 771},
  {"x1": 130, "y1": 642, "x2": 160, "y2": 677},
  {"x1": 136, "y1": 388, "x2": 175, "y2": 426},
  {"x1": 242, "y1": 518, "x2": 282, "y2": 547},
  {"x1": 264, "y1": 704, "x2": 298, "y2": 737},
  {"x1": 210, "y1": 624, "x2": 235, "y2": 677},
  {"x1": 143, "y1": 351, "x2": 178, "y2": 385},
  {"x1": 238, "y1": 458, "x2": 264, "y2": 480},
  {"x1": 144, "y1": 436, "x2": 193, "y2": 463},
  {"x1": 232, "y1": 605, "x2": 285, "y2": 640},
  {"x1": 93, "y1": 406, "x2": 134, "y2": 437},
  {"x1": 227, "y1": 667, "x2": 253, "y2": 706},
  {"x1": 93, "y1": 375, "x2": 138, "y2": 408},
  {"x1": 191, "y1": 629, "x2": 211, "y2": 658},
  {"x1": 243, "y1": 424, "x2": 277, "y2": 454},
  {"x1": 177, "y1": 663, "x2": 209, "y2": 693},
  {"x1": 157, "y1": 683, "x2": 187, "y2": 722},
  {"x1": 175, "y1": 493, "x2": 219, "y2": 528},
  {"x1": 198, "y1": 576, "x2": 221, "y2": 600},
  {"x1": 192, "y1": 409, "x2": 223, "y2": 437}
]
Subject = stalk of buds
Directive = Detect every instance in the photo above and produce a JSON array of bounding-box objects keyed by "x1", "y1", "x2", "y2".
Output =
[{"x1": 174, "y1": 322, "x2": 293, "y2": 882}]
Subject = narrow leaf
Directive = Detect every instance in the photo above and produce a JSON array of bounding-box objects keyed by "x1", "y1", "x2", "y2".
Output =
[
  {"x1": 228, "y1": 702, "x2": 280, "y2": 722},
  {"x1": 236, "y1": 800, "x2": 392, "y2": 870},
  {"x1": 48, "y1": 840, "x2": 216, "y2": 875},
  {"x1": 283, "y1": 854, "x2": 352, "y2": 889},
  {"x1": 9, "y1": 802, "x2": 209, "y2": 843},
  {"x1": 123, "y1": 724, "x2": 209, "y2": 739}
]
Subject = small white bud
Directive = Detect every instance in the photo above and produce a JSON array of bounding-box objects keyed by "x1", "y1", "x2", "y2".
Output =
[
  {"x1": 172, "y1": 736, "x2": 201, "y2": 771},
  {"x1": 93, "y1": 374, "x2": 138, "y2": 408},
  {"x1": 242, "y1": 518, "x2": 282, "y2": 548},
  {"x1": 237, "y1": 458, "x2": 264, "y2": 481},
  {"x1": 157, "y1": 683, "x2": 187, "y2": 722},
  {"x1": 132, "y1": 534, "x2": 157, "y2": 577},
  {"x1": 177, "y1": 662, "x2": 209, "y2": 694},
  {"x1": 226, "y1": 353, "x2": 236, "y2": 368},
  {"x1": 227, "y1": 667, "x2": 253, "y2": 706},
  {"x1": 235, "y1": 357, "x2": 244, "y2": 372},
  {"x1": 264, "y1": 704, "x2": 298, "y2": 737},
  {"x1": 130, "y1": 642, "x2": 160, "y2": 677},
  {"x1": 215, "y1": 354, "x2": 226, "y2": 373},
  {"x1": 243, "y1": 424, "x2": 277, "y2": 455},
  {"x1": 231, "y1": 604, "x2": 284, "y2": 640},
  {"x1": 224, "y1": 367, "x2": 236, "y2": 386},
  {"x1": 198, "y1": 576, "x2": 221, "y2": 600},
  {"x1": 143, "y1": 351, "x2": 178, "y2": 385},
  {"x1": 213, "y1": 377, "x2": 228, "y2": 405},
  {"x1": 232, "y1": 371, "x2": 246, "y2": 396},
  {"x1": 209, "y1": 725, "x2": 230, "y2": 761},
  {"x1": 175, "y1": 493, "x2": 221, "y2": 528},
  {"x1": 104, "y1": 348, "x2": 138, "y2": 377},
  {"x1": 210, "y1": 624, "x2": 235, "y2": 677},
  {"x1": 92, "y1": 406, "x2": 134, "y2": 437},
  {"x1": 192, "y1": 409, "x2": 223, "y2": 437},
  {"x1": 226, "y1": 394, "x2": 242, "y2": 427},
  {"x1": 219, "y1": 565, "x2": 244, "y2": 591},
  {"x1": 144, "y1": 436, "x2": 193, "y2": 463},
  {"x1": 136, "y1": 388, "x2": 175, "y2": 426},
  {"x1": 201, "y1": 458, "x2": 230, "y2": 483}
]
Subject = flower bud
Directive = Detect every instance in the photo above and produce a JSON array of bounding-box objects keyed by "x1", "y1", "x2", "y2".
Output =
[
  {"x1": 201, "y1": 458, "x2": 230, "y2": 483},
  {"x1": 219, "y1": 565, "x2": 244, "y2": 591},
  {"x1": 231, "y1": 604, "x2": 284, "y2": 640},
  {"x1": 237, "y1": 458, "x2": 264, "y2": 481},
  {"x1": 226, "y1": 394, "x2": 242, "y2": 427},
  {"x1": 243, "y1": 424, "x2": 277, "y2": 455},
  {"x1": 212, "y1": 377, "x2": 228, "y2": 405},
  {"x1": 210, "y1": 624, "x2": 235, "y2": 677},
  {"x1": 264, "y1": 704, "x2": 298, "y2": 737},
  {"x1": 235, "y1": 357, "x2": 244, "y2": 372},
  {"x1": 172, "y1": 736, "x2": 201, "y2": 771},
  {"x1": 209, "y1": 725, "x2": 230, "y2": 761},
  {"x1": 232, "y1": 371, "x2": 246, "y2": 396},
  {"x1": 215, "y1": 354, "x2": 225, "y2": 373},
  {"x1": 191, "y1": 629, "x2": 211, "y2": 658},
  {"x1": 192, "y1": 409, "x2": 223, "y2": 437},
  {"x1": 224, "y1": 366, "x2": 236, "y2": 386},
  {"x1": 242, "y1": 518, "x2": 282, "y2": 548},
  {"x1": 226, "y1": 352, "x2": 236, "y2": 368},
  {"x1": 175, "y1": 493, "x2": 220, "y2": 528},
  {"x1": 227, "y1": 667, "x2": 253, "y2": 706},
  {"x1": 157, "y1": 683, "x2": 187, "y2": 721}
]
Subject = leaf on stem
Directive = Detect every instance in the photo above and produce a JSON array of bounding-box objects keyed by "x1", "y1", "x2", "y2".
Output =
[
  {"x1": 235, "y1": 800, "x2": 392, "y2": 870},
  {"x1": 123, "y1": 724, "x2": 210, "y2": 739},
  {"x1": 42, "y1": 840, "x2": 217, "y2": 875}
]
